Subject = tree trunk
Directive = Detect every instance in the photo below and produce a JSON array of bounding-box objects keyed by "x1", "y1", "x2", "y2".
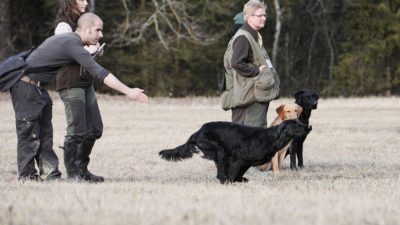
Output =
[
  {"x1": 272, "y1": 0, "x2": 282, "y2": 67},
  {"x1": 318, "y1": 0, "x2": 336, "y2": 81},
  {"x1": 284, "y1": 33, "x2": 290, "y2": 80},
  {"x1": 385, "y1": 66, "x2": 392, "y2": 96},
  {"x1": 0, "y1": 0, "x2": 13, "y2": 59},
  {"x1": 306, "y1": 30, "x2": 318, "y2": 84},
  {"x1": 140, "y1": 0, "x2": 146, "y2": 11},
  {"x1": 89, "y1": 0, "x2": 96, "y2": 12}
]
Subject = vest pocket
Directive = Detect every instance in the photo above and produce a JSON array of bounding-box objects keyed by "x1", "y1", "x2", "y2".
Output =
[
  {"x1": 233, "y1": 75, "x2": 255, "y2": 108},
  {"x1": 220, "y1": 89, "x2": 234, "y2": 111},
  {"x1": 254, "y1": 69, "x2": 280, "y2": 102}
]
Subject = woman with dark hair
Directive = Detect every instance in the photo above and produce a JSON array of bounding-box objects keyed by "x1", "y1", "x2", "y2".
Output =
[
  {"x1": 55, "y1": 0, "x2": 88, "y2": 33},
  {"x1": 55, "y1": 0, "x2": 105, "y2": 182}
]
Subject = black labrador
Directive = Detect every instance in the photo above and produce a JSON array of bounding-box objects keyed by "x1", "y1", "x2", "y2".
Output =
[
  {"x1": 288, "y1": 90, "x2": 319, "y2": 170},
  {"x1": 159, "y1": 120, "x2": 312, "y2": 183}
]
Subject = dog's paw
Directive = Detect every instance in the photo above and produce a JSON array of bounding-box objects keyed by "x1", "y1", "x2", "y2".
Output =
[
  {"x1": 290, "y1": 165, "x2": 298, "y2": 171},
  {"x1": 218, "y1": 177, "x2": 229, "y2": 184},
  {"x1": 235, "y1": 177, "x2": 249, "y2": 183}
]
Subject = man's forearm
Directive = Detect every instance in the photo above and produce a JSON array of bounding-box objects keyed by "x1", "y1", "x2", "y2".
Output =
[
  {"x1": 103, "y1": 73, "x2": 131, "y2": 95},
  {"x1": 103, "y1": 73, "x2": 148, "y2": 103}
]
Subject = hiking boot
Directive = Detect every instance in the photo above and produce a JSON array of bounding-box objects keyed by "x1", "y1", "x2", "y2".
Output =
[
  {"x1": 45, "y1": 170, "x2": 62, "y2": 181},
  {"x1": 18, "y1": 174, "x2": 43, "y2": 182},
  {"x1": 77, "y1": 158, "x2": 104, "y2": 183},
  {"x1": 76, "y1": 139, "x2": 104, "y2": 183},
  {"x1": 63, "y1": 141, "x2": 80, "y2": 179}
]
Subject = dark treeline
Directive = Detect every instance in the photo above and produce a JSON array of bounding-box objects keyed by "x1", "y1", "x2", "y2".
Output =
[{"x1": 0, "y1": 0, "x2": 399, "y2": 97}]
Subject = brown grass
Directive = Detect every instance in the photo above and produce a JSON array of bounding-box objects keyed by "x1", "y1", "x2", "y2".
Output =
[{"x1": 0, "y1": 93, "x2": 399, "y2": 225}]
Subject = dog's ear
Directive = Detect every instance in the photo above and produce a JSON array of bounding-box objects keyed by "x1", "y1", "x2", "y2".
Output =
[
  {"x1": 296, "y1": 104, "x2": 303, "y2": 117},
  {"x1": 294, "y1": 90, "x2": 304, "y2": 99},
  {"x1": 313, "y1": 93, "x2": 320, "y2": 100},
  {"x1": 276, "y1": 104, "x2": 285, "y2": 119},
  {"x1": 294, "y1": 90, "x2": 304, "y2": 103}
]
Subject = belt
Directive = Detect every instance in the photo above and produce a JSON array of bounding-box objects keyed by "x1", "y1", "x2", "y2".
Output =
[{"x1": 20, "y1": 76, "x2": 43, "y2": 88}]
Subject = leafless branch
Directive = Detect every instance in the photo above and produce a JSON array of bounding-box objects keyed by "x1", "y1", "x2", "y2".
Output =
[{"x1": 111, "y1": 0, "x2": 225, "y2": 49}]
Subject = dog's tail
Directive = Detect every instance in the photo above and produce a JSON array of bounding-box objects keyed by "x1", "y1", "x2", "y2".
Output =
[{"x1": 159, "y1": 134, "x2": 198, "y2": 161}]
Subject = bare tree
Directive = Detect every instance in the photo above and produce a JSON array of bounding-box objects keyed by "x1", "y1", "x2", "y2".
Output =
[
  {"x1": 272, "y1": 0, "x2": 283, "y2": 67},
  {"x1": 111, "y1": 0, "x2": 226, "y2": 50},
  {"x1": 89, "y1": 0, "x2": 96, "y2": 12},
  {"x1": 317, "y1": 0, "x2": 337, "y2": 81},
  {"x1": 0, "y1": 0, "x2": 13, "y2": 59}
]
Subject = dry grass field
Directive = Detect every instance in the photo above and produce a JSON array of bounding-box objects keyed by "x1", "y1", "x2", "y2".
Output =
[{"x1": 0, "y1": 92, "x2": 399, "y2": 225}]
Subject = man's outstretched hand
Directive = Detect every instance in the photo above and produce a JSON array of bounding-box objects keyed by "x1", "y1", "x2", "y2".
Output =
[{"x1": 128, "y1": 88, "x2": 149, "y2": 103}]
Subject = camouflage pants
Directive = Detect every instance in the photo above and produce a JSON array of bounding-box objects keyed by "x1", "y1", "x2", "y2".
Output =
[{"x1": 10, "y1": 81, "x2": 60, "y2": 179}]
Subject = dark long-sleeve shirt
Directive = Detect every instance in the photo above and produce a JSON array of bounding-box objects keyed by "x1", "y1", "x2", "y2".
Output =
[
  {"x1": 26, "y1": 32, "x2": 109, "y2": 83},
  {"x1": 231, "y1": 22, "x2": 260, "y2": 77}
]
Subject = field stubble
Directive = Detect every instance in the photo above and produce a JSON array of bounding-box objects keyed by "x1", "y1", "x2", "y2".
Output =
[{"x1": 0, "y1": 93, "x2": 399, "y2": 225}]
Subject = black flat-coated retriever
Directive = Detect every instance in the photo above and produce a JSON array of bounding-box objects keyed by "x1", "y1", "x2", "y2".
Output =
[
  {"x1": 159, "y1": 120, "x2": 312, "y2": 184},
  {"x1": 288, "y1": 90, "x2": 319, "y2": 170}
]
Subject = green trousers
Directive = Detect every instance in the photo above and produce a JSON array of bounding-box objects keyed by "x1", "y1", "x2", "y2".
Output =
[{"x1": 231, "y1": 102, "x2": 269, "y2": 128}]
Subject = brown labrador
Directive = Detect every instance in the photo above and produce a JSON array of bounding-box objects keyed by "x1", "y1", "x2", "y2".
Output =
[{"x1": 258, "y1": 103, "x2": 302, "y2": 173}]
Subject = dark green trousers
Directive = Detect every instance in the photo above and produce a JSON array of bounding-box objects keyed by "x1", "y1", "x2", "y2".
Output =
[
  {"x1": 231, "y1": 102, "x2": 269, "y2": 128},
  {"x1": 59, "y1": 85, "x2": 103, "y2": 144}
]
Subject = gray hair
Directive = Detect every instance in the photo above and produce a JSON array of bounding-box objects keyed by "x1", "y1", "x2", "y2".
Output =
[{"x1": 243, "y1": 0, "x2": 267, "y2": 21}]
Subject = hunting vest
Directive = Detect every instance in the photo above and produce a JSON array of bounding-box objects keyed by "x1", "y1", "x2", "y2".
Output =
[{"x1": 221, "y1": 29, "x2": 280, "y2": 110}]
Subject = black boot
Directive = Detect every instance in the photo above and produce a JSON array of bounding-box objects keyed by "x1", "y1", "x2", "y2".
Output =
[
  {"x1": 76, "y1": 139, "x2": 104, "y2": 183},
  {"x1": 45, "y1": 170, "x2": 62, "y2": 181},
  {"x1": 63, "y1": 141, "x2": 80, "y2": 180}
]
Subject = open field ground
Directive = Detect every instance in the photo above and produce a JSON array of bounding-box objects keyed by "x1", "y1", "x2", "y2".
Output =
[{"x1": 0, "y1": 93, "x2": 399, "y2": 225}]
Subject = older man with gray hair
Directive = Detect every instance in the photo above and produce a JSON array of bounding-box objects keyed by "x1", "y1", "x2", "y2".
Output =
[{"x1": 222, "y1": 0, "x2": 279, "y2": 127}]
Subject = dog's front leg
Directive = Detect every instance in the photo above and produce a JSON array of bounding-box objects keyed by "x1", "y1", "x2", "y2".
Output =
[
  {"x1": 234, "y1": 165, "x2": 250, "y2": 183},
  {"x1": 298, "y1": 144, "x2": 304, "y2": 168},
  {"x1": 289, "y1": 144, "x2": 298, "y2": 170},
  {"x1": 271, "y1": 153, "x2": 280, "y2": 173},
  {"x1": 216, "y1": 150, "x2": 230, "y2": 183},
  {"x1": 278, "y1": 151, "x2": 287, "y2": 171},
  {"x1": 227, "y1": 161, "x2": 248, "y2": 183},
  {"x1": 216, "y1": 164, "x2": 228, "y2": 184}
]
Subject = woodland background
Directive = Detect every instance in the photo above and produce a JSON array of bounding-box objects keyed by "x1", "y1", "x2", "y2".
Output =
[{"x1": 0, "y1": 0, "x2": 399, "y2": 97}]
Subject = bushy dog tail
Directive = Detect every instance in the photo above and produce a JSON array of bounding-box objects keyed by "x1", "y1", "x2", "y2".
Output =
[
  {"x1": 159, "y1": 134, "x2": 199, "y2": 161},
  {"x1": 159, "y1": 143, "x2": 196, "y2": 161},
  {"x1": 159, "y1": 129, "x2": 201, "y2": 161}
]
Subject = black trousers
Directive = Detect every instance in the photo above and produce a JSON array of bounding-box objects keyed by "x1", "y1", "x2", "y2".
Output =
[{"x1": 10, "y1": 81, "x2": 60, "y2": 178}]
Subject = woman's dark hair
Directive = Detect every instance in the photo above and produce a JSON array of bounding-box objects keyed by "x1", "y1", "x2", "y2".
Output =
[{"x1": 55, "y1": 0, "x2": 85, "y2": 30}]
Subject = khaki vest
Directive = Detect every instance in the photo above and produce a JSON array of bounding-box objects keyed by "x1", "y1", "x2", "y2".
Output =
[{"x1": 221, "y1": 29, "x2": 280, "y2": 110}]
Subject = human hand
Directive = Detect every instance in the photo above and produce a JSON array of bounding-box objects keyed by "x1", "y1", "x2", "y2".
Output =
[
  {"x1": 128, "y1": 88, "x2": 149, "y2": 103},
  {"x1": 96, "y1": 43, "x2": 105, "y2": 57},
  {"x1": 86, "y1": 43, "x2": 99, "y2": 55}
]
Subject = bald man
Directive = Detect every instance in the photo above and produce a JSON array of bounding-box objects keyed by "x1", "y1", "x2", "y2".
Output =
[{"x1": 10, "y1": 13, "x2": 148, "y2": 182}]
